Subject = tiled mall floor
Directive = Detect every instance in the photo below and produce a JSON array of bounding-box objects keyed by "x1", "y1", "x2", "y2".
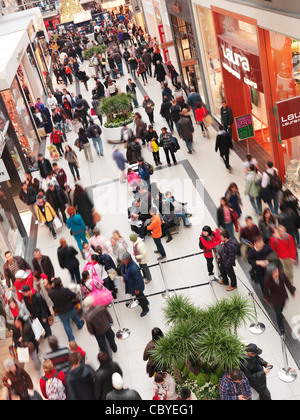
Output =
[{"x1": 2, "y1": 59, "x2": 300, "y2": 400}]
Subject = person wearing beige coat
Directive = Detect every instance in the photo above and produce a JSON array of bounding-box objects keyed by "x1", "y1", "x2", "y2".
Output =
[{"x1": 129, "y1": 233, "x2": 152, "y2": 284}]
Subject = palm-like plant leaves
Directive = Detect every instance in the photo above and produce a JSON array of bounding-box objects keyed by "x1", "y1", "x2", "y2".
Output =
[{"x1": 153, "y1": 294, "x2": 253, "y2": 373}]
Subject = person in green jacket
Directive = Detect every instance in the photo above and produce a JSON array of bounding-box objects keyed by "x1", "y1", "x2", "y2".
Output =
[{"x1": 244, "y1": 164, "x2": 262, "y2": 215}]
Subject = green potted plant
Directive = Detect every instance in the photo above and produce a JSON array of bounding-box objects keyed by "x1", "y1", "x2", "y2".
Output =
[
  {"x1": 83, "y1": 44, "x2": 108, "y2": 77},
  {"x1": 150, "y1": 294, "x2": 255, "y2": 399},
  {"x1": 83, "y1": 44, "x2": 108, "y2": 61},
  {"x1": 99, "y1": 92, "x2": 135, "y2": 143}
]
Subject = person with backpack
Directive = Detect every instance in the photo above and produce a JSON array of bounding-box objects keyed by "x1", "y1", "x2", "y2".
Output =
[
  {"x1": 199, "y1": 226, "x2": 221, "y2": 281},
  {"x1": 261, "y1": 161, "x2": 282, "y2": 215},
  {"x1": 87, "y1": 119, "x2": 103, "y2": 157},
  {"x1": 40, "y1": 359, "x2": 66, "y2": 400},
  {"x1": 138, "y1": 157, "x2": 151, "y2": 189}
]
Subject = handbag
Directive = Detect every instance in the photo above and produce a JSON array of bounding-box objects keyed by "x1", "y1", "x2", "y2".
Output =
[
  {"x1": 88, "y1": 280, "x2": 114, "y2": 306},
  {"x1": 108, "y1": 268, "x2": 118, "y2": 281}
]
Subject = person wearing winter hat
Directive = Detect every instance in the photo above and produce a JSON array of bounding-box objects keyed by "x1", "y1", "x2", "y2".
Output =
[
  {"x1": 106, "y1": 373, "x2": 142, "y2": 400},
  {"x1": 129, "y1": 233, "x2": 152, "y2": 284},
  {"x1": 199, "y1": 226, "x2": 221, "y2": 281}
]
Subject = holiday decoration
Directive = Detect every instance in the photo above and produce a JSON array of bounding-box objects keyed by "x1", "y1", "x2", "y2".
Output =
[{"x1": 60, "y1": 0, "x2": 84, "y2": 23}]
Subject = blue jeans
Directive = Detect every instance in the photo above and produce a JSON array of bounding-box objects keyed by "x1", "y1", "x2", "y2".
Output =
[
  {"x1": 46, "y1": 221, "x2": 56, "y2": 237},
  {"x1": 153, "y1": 237, "x2": 166, "y2": 257},
  {"x1": 92, "y1": 136, "x2": 103, "y2": 156},
  {"x1": 249, "y1": 195, "x2": 262, "y2": 215},
  {"x1": 267, "y1": 190, "x2": 279, "y2": 215},
  {"x1": 185, "y1": 140, "x2": 193, "y2": 153},
  {"x1": 117, "y1": 62, "x2": 124, "y2": 76},
  {"x1": 225, "y1": 222, "x2": 235, "y2": 241},
  {"x1": 58, "y1": 307, "x2": 84, "y2": 342},
  {"x1": 176, "y1": 212, "x2": 191, "y2": 226}
]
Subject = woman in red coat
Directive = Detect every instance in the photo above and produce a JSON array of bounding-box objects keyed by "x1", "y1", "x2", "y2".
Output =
[
  {"x1": 50, "y1": 127, "x2": 64, "y2": 157},
  {"x1": 199, "y1": 226, "x2": 221, "y2": 280},
  {"x1": 195, "y1": 102, "x2": 209, "y2": 137}
]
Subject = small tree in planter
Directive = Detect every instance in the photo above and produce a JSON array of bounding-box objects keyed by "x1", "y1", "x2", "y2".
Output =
[
  {"x1": 151, "y1": 294, "x2": 255, "y2": 399},
  {"x1": 99, "y1": 92, "x2": 135, "y2": 128},
  {"x1": 83, "y1": 44, "x2": 108, "y2": 61}
]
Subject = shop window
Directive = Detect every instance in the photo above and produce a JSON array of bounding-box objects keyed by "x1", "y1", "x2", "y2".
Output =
[
  {"x1": 196, "y1": 6, "x2": 225, "y2": 117},
  {"x1": 218, "y1": 15, "x2": 258, "y2": 49},
  {"x1": 268, "y1": 31, "x2": 300, "y2": 194},
  {"x1": 1, "y1": 77, "x2": 39, "y2": 163}
]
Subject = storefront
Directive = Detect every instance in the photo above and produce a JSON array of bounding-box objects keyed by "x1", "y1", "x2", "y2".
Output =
[
  {"x1": 0, "y1": 30, "x2": 43, "y2": 172},
  {"x1": 191, "y1": 0, "x2": 300, "y2": 195},
  {"x1": 141, "y1": 0, "x2": 176, "y2": 65},
  {"x1": 165, "y1": 0, "x2": 204, "y2": 97},
  {"x1": 0, "y1": 8, "x2": 50, "y2": 88},
  {"x1": 0, "y1": 101, "x2": 27, "y2": 258}
]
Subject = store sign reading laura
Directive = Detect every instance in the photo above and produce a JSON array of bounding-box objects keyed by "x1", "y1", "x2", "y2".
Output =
[
  {"x1": 276, "y1": 96, "x2": 300, "y2": 141},
  {"x1": 217, "y1": 36, "x2": 264, "y2": 93}
]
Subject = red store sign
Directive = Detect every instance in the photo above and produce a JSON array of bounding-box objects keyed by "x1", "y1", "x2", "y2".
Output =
[
  {"x1": 217, "y1": 35, "x2": 264, "y2": 93},
  {"x1": 276, "y1": 96, "x2": 300, "y2": 141}
]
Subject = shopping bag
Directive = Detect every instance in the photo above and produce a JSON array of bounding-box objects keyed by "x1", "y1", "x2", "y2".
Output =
[
  {"x1": 31, "y1": 318, "x2": 45, "y2": 341},
  {"x1": 88, "y1": 281, "x2": 114, "y2": 307},
  {"x1": 9, "y1": 345, "x2": 18, "y2": 359},
  {"x1": 37, "y1": 127, "x2": 47, "y2": 138},
  {"x1": 203, "y1": 114, "x2": 214, "y2": 128},
  {"x1": 53, "y1": 216, "x2": 62, "y2": 230},
  {"x1": 17, "y1": 347, "x2": 29, "y2": 364}
]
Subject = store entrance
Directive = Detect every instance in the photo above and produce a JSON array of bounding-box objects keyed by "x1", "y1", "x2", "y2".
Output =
[{"x1": 223, "y1": 69, "x2": 271, "y2": 157}]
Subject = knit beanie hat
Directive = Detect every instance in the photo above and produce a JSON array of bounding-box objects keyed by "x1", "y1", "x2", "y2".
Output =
[{"x1": 129, "y1": 233, "x2": 139, "y2": 242}]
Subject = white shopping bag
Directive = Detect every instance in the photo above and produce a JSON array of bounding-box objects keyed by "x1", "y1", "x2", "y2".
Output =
[
  {"x1": 17, "y1": 347, "x2": 29, "y2": 364},
  {"x1": 53, "y1": 216, "x2": 62, "y2": 230},
  {"x1": 31, "y1": 318, "x2": 45, "y2": 341}
]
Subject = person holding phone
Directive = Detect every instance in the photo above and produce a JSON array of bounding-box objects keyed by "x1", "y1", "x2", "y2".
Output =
[{"x1": 241, "y1": 343, "x2": 272, "y2": 400}]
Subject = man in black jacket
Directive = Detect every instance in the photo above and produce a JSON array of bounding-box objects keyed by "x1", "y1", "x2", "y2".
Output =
[
  {"x1": 57, "y1": 238, "x2": 81, "y2": 284},
  {"x1": 19, "y1": 182, "x2": 38, "y2": 224},
  {"x1": 220, "y1": 100, "x2": 233, "y2": 136},
  {"x1": 46, "y1": 183, "x2": 68, "y2": 224},
  {"x1": 21, "y1": 285, "x2": 52, "y2": 338},
  {"x1": 241, "y1": 343, "x2": 272, "y2": 400},
  {"x1": 106, "y1": 372, "x2": 142, "y2": 400},
  {"x1": 48, "y1": 278, "x2": 84, "y2": 342},
  {"x1": 215, "y1": 124, "x2": 233, "y2": 172},
  {"x1": 32, "y1": 248, "x2": 55, "y2": 281},
  {"x1": 38, "y1": 154, "x2": 53, "y2": 179}
]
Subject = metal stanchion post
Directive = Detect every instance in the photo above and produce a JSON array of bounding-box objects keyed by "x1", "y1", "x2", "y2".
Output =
[
  {"x1": 248, "y1": 291, "x2": 266, "y2": 335},
  {"x1": 111, "y1": 301, "x2": 130, "y2": 340},
  {"x1": 278, "y1": 335, "x2": 297, "y2": 383},
  {"x1": 159, "y1": 262, "x2": 175, "y2": 299}
]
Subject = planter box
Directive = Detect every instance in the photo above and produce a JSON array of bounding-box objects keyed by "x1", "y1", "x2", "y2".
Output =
[
  {"x1": 102, "y1": 121, "x2": 134, "y2": 144},
  {"x1": 87, "y1": 65, "x2": 96, "y2": 78}
]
